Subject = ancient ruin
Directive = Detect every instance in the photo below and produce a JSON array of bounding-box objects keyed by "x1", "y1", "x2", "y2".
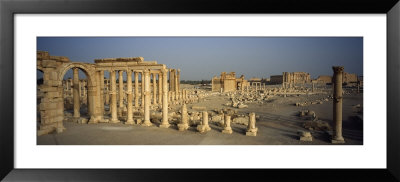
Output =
[
  {"x1": 38, "y1": 51, "x2": 361, "y2": 145},
  {"x1": 37, "y1": 51, "x2": 186, "y2": 135},
  {"x1": 212, "y1": 72, "x2": 249, "y2": 92}
]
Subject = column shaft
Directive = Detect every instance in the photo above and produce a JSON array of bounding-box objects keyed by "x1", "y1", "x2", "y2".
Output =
[
  {"x1": 142, "y1": 70, "x2": 152, "y2": 126},
  {"x1": 126, "y1": 70, "x2": 134, "y2": 124},
  {"x1": 134, "y1": 71, "x2": 139, "y2": 107},
  {"x1": 110, "y1": 70, "x2": 119, "y2": 123},
  {"x1": 332, "y1": 66, "x2": 345, "y2": 143},
  {"x1": 152, "y1": 73, "x2": 157, "y2": 104},
  {"x1": 118, "y1": 71, "x2": 124, "y2": 116},
  {"x1": 73, "y1": 68, "x2": 80, "y2": 118}
]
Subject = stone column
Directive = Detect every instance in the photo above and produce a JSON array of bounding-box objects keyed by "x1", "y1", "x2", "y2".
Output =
[
  {"x1": 332, "y1": 66, "x2": 345, "y2": 143},
  {"x1": 158, "y1": 73, "x2": 162, "y2": 104},
  {"x1": 177, "y1": 69, "x2": 180, "y2": 91},
  {"x1": 222, "y1": 115, "x2": 232, "y2": 134},
  {"x1": 99, "y1": 70, "x2": 105, "y2": 116},
  {"x1": 96, "y1": 71, "x2": 104, "y2": 122},
  {"x1": 152, "y1": 73, "x2": 157, "y2": 105},
  {"x1": 125, "y1": 70, "x2": 134, "y2": 124},
  {"x1": 312, "y1": 82, "x2": 315, "y2": 92},
  {"x1": 110, "y1": 70, "x2": 120, "y2": 123},
  {"x1": 159, "y1": 69, "x2": 170, "y2": 128},
  {"x1": 73, "y1": 68, "x2": 80, "y2": 118},
  {"x1": 197, "y1": 111, "x2": 211, "y2": 133},
  {"x1": 69, "y1": 79, "x2": 73, "y2": 97},
  {"x1": 142, "y1": 69, "x2": 152, "y2": 126},
  {"x1": 134, "y1": 71, "x2": 139, "y2": 107},
  {"x1": 118, "y1": 71, "x2": 124, "y2": 117},
  {"x1": 141, "y1": 72, "x2": 145, "y2": 107},
  {"x1": 246, "y1": 112, "x2": 258, "y2": 136},
  {"x1": 177, "y1": 104, "x2": 189, "y2": 131},
  {"x1": 78, "y1": 81, "x2": 82, "y2": 99},
  {"x1": 169, "y1": 69, "x2": 175, "y2": 91}
]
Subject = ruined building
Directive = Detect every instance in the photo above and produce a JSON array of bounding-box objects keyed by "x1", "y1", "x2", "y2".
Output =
[
  {"x1": 37, "y1": 51, "x2": 183, "y2": 135},
  {"x1": 314, "y1": 72, "x2": 358, "y2": 84},
  {"x1": 211, "y1": 72, "x2": 249, "y2": 92},
  {"x1": 269, "y1": 72, "x2": 311, "y2": 85}
]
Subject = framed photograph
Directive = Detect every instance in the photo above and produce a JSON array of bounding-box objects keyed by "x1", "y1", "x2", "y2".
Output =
[{"x1": 1, "y1": 0, "x2": 399, "y2": 181}]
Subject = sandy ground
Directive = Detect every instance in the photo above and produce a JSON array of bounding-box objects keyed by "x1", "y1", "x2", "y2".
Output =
[{"x1": 37, "y1": 84, "x2": 363, "y2": 145}]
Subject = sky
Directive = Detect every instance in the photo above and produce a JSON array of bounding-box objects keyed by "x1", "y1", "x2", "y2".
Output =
[{"x1": 37, "y1": 37, "x2": 363, "y2": 80}]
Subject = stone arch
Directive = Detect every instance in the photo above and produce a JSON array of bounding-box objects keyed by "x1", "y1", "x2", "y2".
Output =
[
  {"x1": 55, "y1": 62, "x2": 102, "y2": 123},
  {"x1": 56, "y1": 62, "x2": 96, "y2": 87}
]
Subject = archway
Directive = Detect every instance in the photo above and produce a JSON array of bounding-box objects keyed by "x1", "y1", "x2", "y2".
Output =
[{"x1": 56, "y1": 62, "x2": 101, "y2": 123}]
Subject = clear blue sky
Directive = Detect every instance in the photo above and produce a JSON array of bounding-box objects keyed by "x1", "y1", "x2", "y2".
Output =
[{"x1": 37, "y1": 37, "x2": 363, "y2": 80}]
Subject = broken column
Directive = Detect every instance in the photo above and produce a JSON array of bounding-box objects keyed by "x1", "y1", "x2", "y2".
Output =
[
  {"x1": 73, "y1": 68, "x2": 80, "y2": 118},
  {"x1": 246, "y1": 112, "x2": 258, "y2": 136},
  {"x1": 159, "y1": 69, "x2": 170, "y2": 128},
  {"x1": 125, "y1": 70, "x2": 134, "y2": 124},
  {"x1": 178, "y1": 104, "x2": 189, "y2": 131},
  {"x1": 312, "y1": 82, "x2": 315, "y2": 92},
  {"x1": 222, "y1": 115, "x2": 233, "y2": 134},
  {"x1": 110, "y1": 70, "x2": 120, "y2": 123},
  {"x1": 197, "y1": 111, "x2": 211, "y2": 133},
  {"x1": 332, "y1": 66, "x2": 345, "y2": 143},
  {"x1": 142, "y1": 69, "x2": 152, "y2": 126}
]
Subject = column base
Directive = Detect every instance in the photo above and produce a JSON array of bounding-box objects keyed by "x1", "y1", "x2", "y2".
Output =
[
  {"x1": 331, "y1": 138, "x2": 345, "y2": 144},
  {"x1": 300, "y1": 136, "x2": 313, "y2": 141},
  {"x1": 109, "y1": 118, "x2": 121, "y2": 124},
  {"x1": 141, "y1": 120, "x2": 153, "y2": 127},
  {"x1": 125, "y1": 119, "x2": 135, "y2": 125},
  {"x1": 246, "y1": 131, "x2": 257, "y2": 136},
  {"x1": 159, "y1": 123, "x2": 170, "y2": 128},
  {"x1": 196, "y1": 125, "x2": 211, "y2": 133},
  {"x1": 222, "y1": 128, "x2": 233, "y2": 134},
  {"x1": 178, "y1": 123, "x2": 189, "y2": 131}
]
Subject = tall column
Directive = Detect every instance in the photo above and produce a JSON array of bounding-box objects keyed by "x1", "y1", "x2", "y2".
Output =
[
  {"x1": 152, "y1": 73, "x2": 157, "y2": 105},
  {"x1": 100, "y1": 70, "x2": 105, "y2": 116},
  {"x1": 141, "y1": 72, "x2": 145, "y2": 107},
  {"x1": 96, "y1": 71, "x2": 104, "y2": 122},
  {"x1": 142, "y1": 69, "x2": 152, "y2": 126},
  {"x1": 118, "y1": 71, "x2": 124, "y2": 117},
  {"x1": 169, "y1": 69, "x2": 175, "y2": 91},
  {"x1": 134, "y1": 71, "x2": 139, "y2": 107},
  {"x1": 158, "y1": 72, "x2": 162, "y2": 104},
  {"x1": 73, "y1": 68, "x2": 80, "y2": 118},
  {"x1": 332, "y1": 66, "x2": 345, "y2": 143},
  {"x1": 126, "y1": 70, "x2": 134, "y2": 124},
  {"x1": 159, "y1": 69, "x2": 170, "y2": 128},
  {"x1": 177, "y1": 69, "x2": 180, "y2": 91},
  {"x1": 78, "y1": 81, "x2": 82, "y2": 98},
  {"x1": 110, "y1": 70, "x2": 120, "y2": 123}
]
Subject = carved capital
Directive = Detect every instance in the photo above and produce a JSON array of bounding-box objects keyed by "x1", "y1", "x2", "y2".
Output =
[{"x1": 332, "y1": 66, "x2": 344, "y2": 73}]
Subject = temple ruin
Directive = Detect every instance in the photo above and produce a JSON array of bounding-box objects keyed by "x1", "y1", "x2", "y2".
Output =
[{"x1": 211, "y1": 72, "x2": 249, "y2": 92}]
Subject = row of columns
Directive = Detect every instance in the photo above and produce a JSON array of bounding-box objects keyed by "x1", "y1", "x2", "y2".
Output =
[{"x1": 72, "y1": 68, "x2": 172, "y2": 127}]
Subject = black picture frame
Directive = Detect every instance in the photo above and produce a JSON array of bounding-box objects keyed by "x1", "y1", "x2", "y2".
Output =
[{"x1": 1, "y1": 0, "x2": 399, "y2": 181}]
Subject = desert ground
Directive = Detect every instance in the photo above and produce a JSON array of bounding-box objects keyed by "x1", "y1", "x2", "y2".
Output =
[{"x1": 37, "y1": 84, "x2": 363, "y2": 145}]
